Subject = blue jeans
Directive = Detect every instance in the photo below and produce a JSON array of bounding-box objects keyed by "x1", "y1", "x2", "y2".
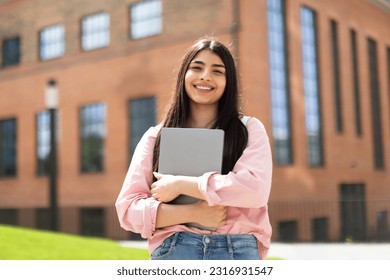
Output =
[{"x1": 150, "y1": 232, "x2": 261, "y2": 260}]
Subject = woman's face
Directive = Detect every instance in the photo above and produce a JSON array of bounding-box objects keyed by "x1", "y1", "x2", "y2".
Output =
[{"x1": 184, "y1": 50, "x2": 226, "y2": 108}]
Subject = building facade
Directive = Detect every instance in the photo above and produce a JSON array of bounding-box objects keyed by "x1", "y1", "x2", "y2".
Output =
[{"x1": 0, "y1": 0, "x2": 389, "y2": 243}]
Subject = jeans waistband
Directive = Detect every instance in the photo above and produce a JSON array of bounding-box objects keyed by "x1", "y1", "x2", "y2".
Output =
[{"x1": 170, "y1": 232, "x2": 257, "y2": 248}]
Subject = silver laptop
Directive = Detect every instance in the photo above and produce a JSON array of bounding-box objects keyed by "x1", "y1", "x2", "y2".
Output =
[{"x1": 158, "y1": 127, "x2": 224, "y2": 230}]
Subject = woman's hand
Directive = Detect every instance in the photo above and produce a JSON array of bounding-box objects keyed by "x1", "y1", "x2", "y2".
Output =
[
  {"x1": 151, "y1": 172, "x2": 205, "y2": 202},
  {"x1": 192, "y1": 200, "x2": 227, "y2": 228},
  {"x1": 151, "y1": 172, "x2": 180, "y2": 202}
]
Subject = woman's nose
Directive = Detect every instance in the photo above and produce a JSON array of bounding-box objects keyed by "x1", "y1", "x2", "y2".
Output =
[{"x1": 200, "y1": 70, "x2": 211, "y2": 81}]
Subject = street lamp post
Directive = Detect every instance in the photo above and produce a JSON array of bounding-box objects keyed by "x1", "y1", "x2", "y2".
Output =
[{"x1": 45, "y1": 79, "x2": 59, "y2": 231}]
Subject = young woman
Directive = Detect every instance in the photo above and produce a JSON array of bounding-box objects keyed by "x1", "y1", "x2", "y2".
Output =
[{"x1": 116, "y1": 37, "x2": 273, "y2": 260}]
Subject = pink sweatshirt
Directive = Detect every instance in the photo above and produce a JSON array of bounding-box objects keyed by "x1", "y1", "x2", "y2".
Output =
[{"x1": 115, "y1": 117, "x2": 273, "y2": 259}]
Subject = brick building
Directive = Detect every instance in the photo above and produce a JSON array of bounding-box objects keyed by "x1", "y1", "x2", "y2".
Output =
[{"x1": 0, "y1": 0, "x2": 389, "y2": 243}]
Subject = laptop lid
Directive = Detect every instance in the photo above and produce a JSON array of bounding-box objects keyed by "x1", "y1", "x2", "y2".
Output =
[{"x1": 158, "y1": 128, "x2": 225, "y2": 177}]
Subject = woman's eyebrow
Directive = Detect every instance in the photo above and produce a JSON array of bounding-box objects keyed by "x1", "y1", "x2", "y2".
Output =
[{"x1": 191, "y1": 60, "x2": 225, "y2": 68}]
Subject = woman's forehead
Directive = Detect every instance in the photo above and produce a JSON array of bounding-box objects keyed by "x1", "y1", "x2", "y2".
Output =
[{"x1": 191, "y1": 50, "x2": 224, "y2": 66}]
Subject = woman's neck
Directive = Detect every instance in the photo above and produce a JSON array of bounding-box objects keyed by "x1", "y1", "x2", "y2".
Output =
[{"x1": 186, "y1": 104, "x2": 218, "y2": 128}]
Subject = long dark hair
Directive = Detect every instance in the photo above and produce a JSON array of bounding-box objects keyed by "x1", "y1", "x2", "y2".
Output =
[{"x1": 153, "y1": 37, "x2": 248, "y2": 175}]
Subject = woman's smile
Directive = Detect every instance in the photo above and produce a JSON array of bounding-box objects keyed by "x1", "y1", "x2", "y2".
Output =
[{"x1": 193, "y1": 84, "x2": 215, "y2": 92}]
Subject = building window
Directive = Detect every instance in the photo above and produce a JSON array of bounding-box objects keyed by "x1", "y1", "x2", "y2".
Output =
[
  {"x1": 36, "y1": 111, "x2": 51, "y2": 176},
  {"x1": 350, "y1": 30, "x2": 362, "y2": 136},
  {"x1": 376, "y1": 210, "x2": 388, "y2": 241},
  {"x1": 129, "y1": 97, "x2": 156, "y2": 158},
  {"x1": 312, "y1": 217, "x2": 328, "y2": 242},
  {"x1": 39, "y1": 24, "x2": 65, "y2": 60},
  {"x1": 80, "y1": 208, "x2": 105, "y2": 237},
  {"x1": 0, "y1": 209, "x2": 18, "y2": 225},
  {"x1": 81, "y1": 12, "x2": 110, "y2": 51},
  {"x1": 278, "y1": 220, "x2": 298, "y2": 242},
  {"x1": 267, "y1": 0, "x2": 293, "y2": 165},
  {"x1": 130, "y1": 0, "x2": 162, "y2": 40},
  {"x1": 368, "y1": 38, "x2": 384, "y2": 170},
  {"x1": 330, "y1": 20, "x2": 343, "y2": 133},
  {"x1": 36, "y1": 208, "x2": 52, "y2": 230},
  {"x1": 300, "y1": 7, "x2": 324, "y2": 166},
  {"x1": 340, "y1": 184, "x2": 367, "y2": 241},
  {"x1": 80, "y1": 103, "x2": 106, "y2": 173},
  {"x1": 2, "y1": 37, "x2": 20, "y2": 67},
  {"x1": 0, "y1": 118, "x2": 17, "y2": 177}
]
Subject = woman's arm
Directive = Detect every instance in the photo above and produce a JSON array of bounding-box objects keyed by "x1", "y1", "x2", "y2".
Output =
[
  {"x1": 150, "y1": 117, "x2": 273, "y2": 209},
  {"x1": 198, "y1": 117, "x2": 273, "y2": 208},
  {"x1": 116, "y1": 126, "x2": 161, "y2": 238},
  {"x1": 156, "y1": 200, "x2": 226, "y2": 229}
]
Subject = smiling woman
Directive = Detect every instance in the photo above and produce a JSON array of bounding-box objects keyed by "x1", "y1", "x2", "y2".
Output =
[
  {"x1": 116, "y1": 37, "x2": 273, "y2": 260},
  {"x1": 185, "y1": 51, "x2": 226, "y2": 115}
]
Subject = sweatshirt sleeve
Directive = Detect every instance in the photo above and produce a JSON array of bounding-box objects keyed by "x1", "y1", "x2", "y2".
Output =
[
  {"x1": 115, "y1": 126, "x2": 161, "y2": 238},
  {"x1": 198, "y1": 117, "x2": 273, "y2": 208}
]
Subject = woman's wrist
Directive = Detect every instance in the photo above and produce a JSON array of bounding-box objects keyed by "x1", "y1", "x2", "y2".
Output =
[{"x1": 176, "y1": 175, "x2": 203, "y2": 199}]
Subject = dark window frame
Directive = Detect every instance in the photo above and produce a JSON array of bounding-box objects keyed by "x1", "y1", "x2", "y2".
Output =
[
  {"x1": 330, "y1": 19, "x2": 343, "y2": 133},
  {"x1": 79, "y1": 103, "x2": 106, "y2": 173},
  {"x1": 278, "y1": 220, "x2": 298, "y2": 242},
  {"x1": 128, "y1": 96, "x2": 156, "y2": 160},
  {"x1": 0, "y1": 209, "x2": 18, "y2": 225},
  {"x1": 2, "y1": 37, "x2": 20, "y2": 67},
  {"x1": 339, "y1": 183, "x2": 367, "y2": 241},
  {"x1": 80, "y1": 207, "x2": 105, "y2": 237},
  {"x1": 312, "y1": 217, "x2": 329, "y2": 242},
  {"x1": 367, "y1": 38, "x2": 385, "y2": 170},
  {"x1": 376, "y1": 210, "x2": 388, "y2": 241},
  {"x1": 350, "y1": 29, "x2": 362, "y2": 136},
  {"x1": 0, "y1": 118, "x2": 17, "y2": 178}
]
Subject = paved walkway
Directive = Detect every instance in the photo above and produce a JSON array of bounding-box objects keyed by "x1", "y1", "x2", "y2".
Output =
[
  {"x1": 119, "y1": 241, "x2": 390, "y2": 260},
  {"x1": 267, "y1": 243, "x2": 390, "y2": 259}
]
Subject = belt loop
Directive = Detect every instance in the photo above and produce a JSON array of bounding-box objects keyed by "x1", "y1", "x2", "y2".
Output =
[
  {"x1": 226, "y1": 235, "x2": 233, "y2": 255},
  {"x1": 171, "y1": 232, "x2": 179, "y2": 246}
]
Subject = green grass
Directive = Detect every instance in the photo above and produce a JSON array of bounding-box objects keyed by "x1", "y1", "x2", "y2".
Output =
[{"x1": 0, "y1": 225, "x2": 149, "y2": 260}]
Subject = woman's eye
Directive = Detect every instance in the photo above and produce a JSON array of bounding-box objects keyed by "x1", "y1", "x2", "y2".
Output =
[
  {"x1": 191, "y1": 66, "x2": 202, "y2": 70},
  {"x1": 213, "y1": 70, "x2": 224, "y2": 74}
]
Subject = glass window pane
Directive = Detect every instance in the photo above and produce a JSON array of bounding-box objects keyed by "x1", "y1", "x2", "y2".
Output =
[
  {"x1": 267, "y1": 0, "x2": 292, "y2": 165},
  {"x1": 40, "y1": 24, "x2": 65, "y2": 60},
  {"x1": 36, "y1": 111, "x2": 51, "y2": 175},
  {"x1": 300, "y1": 6, "x2": 323, "y2": 166},
  {"x1": 82, "y1": 13, "x2": 110, "y2": 51},
  {"x1": 130, "y1": 0, "x2": 162, "y2": 40}
]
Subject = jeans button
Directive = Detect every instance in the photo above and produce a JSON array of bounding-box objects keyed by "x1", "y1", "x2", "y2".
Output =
[{"x1": 204, "y1": 237, "x2": 210, "y2": 244}]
